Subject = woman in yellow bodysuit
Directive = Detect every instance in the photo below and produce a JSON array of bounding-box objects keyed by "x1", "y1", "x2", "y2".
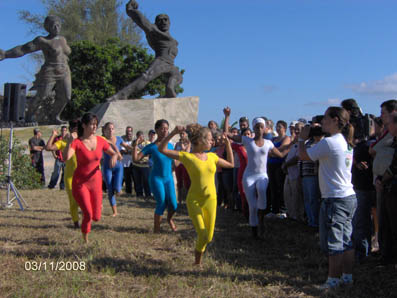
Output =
[
  {"x1": 45, "y1": 120, "x2": 80, "y2": 228},
  {"x1": 159, "y1": 123, "x2": 234, "y2": 265}
]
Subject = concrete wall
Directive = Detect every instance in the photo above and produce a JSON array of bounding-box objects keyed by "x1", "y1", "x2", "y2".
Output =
[{"x1": 91, "y1": 97, "x2": 199, "y2": 137}]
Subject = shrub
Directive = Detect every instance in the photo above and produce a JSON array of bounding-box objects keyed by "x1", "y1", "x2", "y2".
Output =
[{"x1": 0, "y1": 136, "x2": 42, "y2": 190}]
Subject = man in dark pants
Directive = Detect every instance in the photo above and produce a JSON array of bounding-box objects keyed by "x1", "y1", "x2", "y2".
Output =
[
  {"x1": 371, "y1": 100, "x2": 397, "y2": 265},
  {"x1": 377, "y1": 112, "x2": 397, "y2": 266},
  {"x1": 48, "y1": 126, "x2": 67, "y2": 189},
  {"x1": 29, "y1": 128, "x2": 45, "y2": 184},
  {"x1": 120, "y1": 126, "x2": 134, "y2": 196}
]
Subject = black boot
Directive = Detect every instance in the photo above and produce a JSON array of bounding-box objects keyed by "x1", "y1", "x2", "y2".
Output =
[{"x1": 252, "y1": 227, "x2": 258, "y2": 239}]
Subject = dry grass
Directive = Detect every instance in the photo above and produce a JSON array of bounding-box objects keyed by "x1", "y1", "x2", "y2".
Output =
[{"x1": 0, "y1": 189, "x2": 395, "y2": 297}]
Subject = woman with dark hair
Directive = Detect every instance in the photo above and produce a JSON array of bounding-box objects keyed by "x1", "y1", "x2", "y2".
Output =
[
  {"x1": 231, "y1": 128, "x2": 252, "y2": 219},
  {"x1": 174, "y1": 130, "x2": 191, "y2": 203},
  {"x1": 65, "y1": 113, "x2": 118, "y2": 243},
  {"x1": 102, "y1": 122, "x2": 124, "y2": 216},
  {"x1": 207, "y1": 120, "x2": 218, "y2": 131},
  {"x1": 158, "y1": 123, "x2": 234, "y2": 265},
  {"x1": 298, "y1": 107, "x2": 356, "y2": 289},
  {"x1": 267, "y1": 120, "x2": 291, "y2": 218},
  {"x1": 133, "y1": 119, "x2": 177, "y2": 233}
]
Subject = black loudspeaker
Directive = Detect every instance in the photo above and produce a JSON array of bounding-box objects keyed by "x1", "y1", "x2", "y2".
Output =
[{"x1": 3, "y1": 83, "x2": 27, "y2": 122}]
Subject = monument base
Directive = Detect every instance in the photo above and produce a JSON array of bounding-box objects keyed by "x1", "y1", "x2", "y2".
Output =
[{"x1": 90, "y1": 96, "x2": 199, "y2": 136}]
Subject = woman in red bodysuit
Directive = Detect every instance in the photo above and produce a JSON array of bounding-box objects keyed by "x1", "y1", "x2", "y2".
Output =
[{"x1": 65, "y1": 113, "x2": 118, "y2": 243}]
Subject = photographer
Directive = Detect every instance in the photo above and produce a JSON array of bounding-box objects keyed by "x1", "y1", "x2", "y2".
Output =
[
  {"x1": 299, "y1": 121, "x2": 324, "y2": 228},
  {"x1": 298, "y1": 107, "x2": 356, "y2": 289}
]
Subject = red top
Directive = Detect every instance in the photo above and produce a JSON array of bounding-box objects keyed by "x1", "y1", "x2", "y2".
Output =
[
  {"x1": 71, "y1": 136, "x2": 110, "y2": 182},
  {"x1": 231, "y1": 142, "x2": 247, "y2": 171}
]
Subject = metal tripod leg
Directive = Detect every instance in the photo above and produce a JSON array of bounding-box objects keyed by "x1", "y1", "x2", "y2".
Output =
[{"x1": 6, "y1": 179, "x2": 27, "y2": 210}]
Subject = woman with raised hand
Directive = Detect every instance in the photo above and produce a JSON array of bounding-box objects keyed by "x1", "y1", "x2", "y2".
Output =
[
  {"x1": 102, "y1": 122, "x2": 124, "y2": 217},
  {"x1": 133, "y1": 119, "x2": 177, "y2": 233},
  {"x1": 45, "y1": 120, "x2": 80, "y2": 228},
  {"x1": 159, "y1": 123, "x2": 234, "y2": 265},
  {"x1": 65, "y1": 113, "x2": 118, "y2": 243},
  {"x1": 298, "y1": 107, "x2": 356, "y2": 290},
  {"x1": 223, "y1": 107, "x2": 285, "y2": 239}
]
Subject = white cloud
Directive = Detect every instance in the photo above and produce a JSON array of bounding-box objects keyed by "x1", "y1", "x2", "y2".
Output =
[
  {"x1": 304, "y1": 98, "x2": 340, "y2": 106},
  {"x1": 347, "y1": 73, "x2": 397, "y2": 96}
]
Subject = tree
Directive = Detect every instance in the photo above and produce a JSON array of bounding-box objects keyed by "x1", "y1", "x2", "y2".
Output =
[
  {"x1": 62, "y1": 38, "x2": 184, "y2": 120},
  {"x1": 18, "y1": 0, "x2": 142, "y2": 46}
]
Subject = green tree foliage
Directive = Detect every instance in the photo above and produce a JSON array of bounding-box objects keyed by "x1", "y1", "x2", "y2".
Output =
[
  {"x1": 18, "y1": 0, "x2": 141, "y2": 46},
  {"x1": 0, "y1": 136, "x2": 42, "y2": 190},
  {"x1": 62, "y1": 39, "x2": 184, "y2": 119}
]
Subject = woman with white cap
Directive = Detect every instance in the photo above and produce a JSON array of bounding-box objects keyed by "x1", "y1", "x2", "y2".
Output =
[{"x1": 224, "y1": 108, "x2": 285, "y2": 238}]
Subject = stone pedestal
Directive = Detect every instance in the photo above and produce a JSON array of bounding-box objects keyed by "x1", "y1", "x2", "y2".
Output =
[{"x1": 90, "y1": 96, "x2": 199, "y2": 137}]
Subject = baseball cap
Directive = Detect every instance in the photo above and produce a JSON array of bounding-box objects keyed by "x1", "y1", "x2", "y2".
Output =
[
  {"x1": 33, "y1": 128, "x2": 40, "y2": 134},
  {"x1": 148, "y1": 129, "x2": 155, "y2": 134}
]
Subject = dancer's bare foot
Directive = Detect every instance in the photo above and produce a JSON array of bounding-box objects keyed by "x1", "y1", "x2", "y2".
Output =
[
  {"x1": 168, "y1": 218, "x2": 177, "y2": 232},
  {"x1": 82, "y1": 233, "x2": 89, "y2": 244},
  {"x1": 194, "y1": 250, "x2": 203, "y2": 266},
  {"x1": 154, "y1": 214, "x2": 161, "y2": 233},
  {"x1": 111, "y1": 205, "x2": 118, "y2": 217}
]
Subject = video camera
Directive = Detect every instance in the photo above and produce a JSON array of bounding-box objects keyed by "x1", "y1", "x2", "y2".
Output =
[{"x1": 341, "y1": 99, "x2": 374, "y2": 141}]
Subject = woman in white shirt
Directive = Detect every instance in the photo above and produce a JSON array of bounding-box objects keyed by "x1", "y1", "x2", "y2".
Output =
[{"x1": 298, "y1": 106, "x2": 357, "y2": 290}]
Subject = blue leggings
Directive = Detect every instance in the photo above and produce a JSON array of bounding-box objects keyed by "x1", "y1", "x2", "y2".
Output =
[
  {"x1": 150, "y1": 174, "x2": 177, "y2": 215},
  {"x1": 103, "y1": 163, "x2": 124, "y2": 206}
]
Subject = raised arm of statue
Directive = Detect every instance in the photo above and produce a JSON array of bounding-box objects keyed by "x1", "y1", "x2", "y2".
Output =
[
  {"x1": 0, "y1": 38, "x2": 40, "y2": 60},
  {"x1": 126, "y1": 0, "x2": 154, "y2": 34}
]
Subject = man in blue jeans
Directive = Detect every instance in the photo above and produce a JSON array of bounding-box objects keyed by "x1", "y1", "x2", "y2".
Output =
[{"x1": 48, "y1": 126, "x2": 67, "y2": 189}]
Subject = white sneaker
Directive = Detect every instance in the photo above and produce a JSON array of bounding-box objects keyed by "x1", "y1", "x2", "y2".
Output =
[
  {"x1": 340, "y1": 278, "x2": 353, "y2": 287},
  {"x1": 318, "y1": 278, "x2": 341, "y2": 290},
  {"x1": 265, "y1": 213, "x2": 276, "y2": 219},
  {"x1": 277, "y1": 213, "x2": 287, "y2": 219}
]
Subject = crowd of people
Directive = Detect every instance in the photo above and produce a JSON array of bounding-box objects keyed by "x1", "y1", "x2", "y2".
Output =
[{"x1": 26, "y1": 98, "x2": 397, "y2": 290}]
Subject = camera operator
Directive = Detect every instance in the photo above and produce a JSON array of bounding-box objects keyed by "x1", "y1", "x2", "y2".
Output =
[
  {"x1": 341, "y1": 99, "x2": 377, "y2": 263},
  {"x1": 298, "y1": 107, "x2": 356, "y2": 289},
  {"x1": 298, "y1": 119, "x2": 325, "y2": 228},
  {"x1": 341, "y1": 98, "x2": 373, "y2": 142}
]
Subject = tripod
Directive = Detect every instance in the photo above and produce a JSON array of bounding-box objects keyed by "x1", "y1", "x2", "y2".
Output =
[{"x1": 1, "y1": 123, "x2": 28, "y2": 210}]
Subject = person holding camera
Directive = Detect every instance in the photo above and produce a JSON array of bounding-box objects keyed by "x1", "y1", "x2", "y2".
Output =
[
  {"x1": 298, "y1": 107, "x2": 356, "y2": 290},
  {"x1": 298, "y1": 123, "x2": 324, "y2": 228}
]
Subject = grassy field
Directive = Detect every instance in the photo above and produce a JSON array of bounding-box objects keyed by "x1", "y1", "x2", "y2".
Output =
[{"x1": 0, "y1": 189, "x2": 395, "y2": 297}]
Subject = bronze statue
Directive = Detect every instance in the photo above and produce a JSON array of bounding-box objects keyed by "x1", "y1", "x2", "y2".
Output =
[
  {"x1": 0, "y1": 15, "x2": 71, "y2": 124},
  {"x1": 107, "y1": 0, "x2": 183, "y2": 101}
]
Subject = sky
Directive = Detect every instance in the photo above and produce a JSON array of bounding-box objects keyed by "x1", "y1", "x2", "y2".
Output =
[{"x1": 1, "y1": 0, "x2": 397, "y2": 126}]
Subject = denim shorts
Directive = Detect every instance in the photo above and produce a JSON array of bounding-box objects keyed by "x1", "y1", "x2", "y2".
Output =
[{"x1": 319, "y1": 195, "x2": 357, "y2": 255}]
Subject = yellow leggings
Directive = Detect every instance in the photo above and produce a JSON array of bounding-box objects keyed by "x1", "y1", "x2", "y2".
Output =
[
  {"x1": 186, "y1": 197, "x2": 217, "y2": 252},
  {"x1": 65, "y1": 175, "x2": 79, "y2": 223}
]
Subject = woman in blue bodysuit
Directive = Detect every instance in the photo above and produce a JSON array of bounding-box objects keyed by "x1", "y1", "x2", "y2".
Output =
[
  {"x1": 102, "y1": 122, "x2": 124, "y2": 216},
  {"x1": 133, "y1": 119, "x2": 177, "y2": 233}
]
